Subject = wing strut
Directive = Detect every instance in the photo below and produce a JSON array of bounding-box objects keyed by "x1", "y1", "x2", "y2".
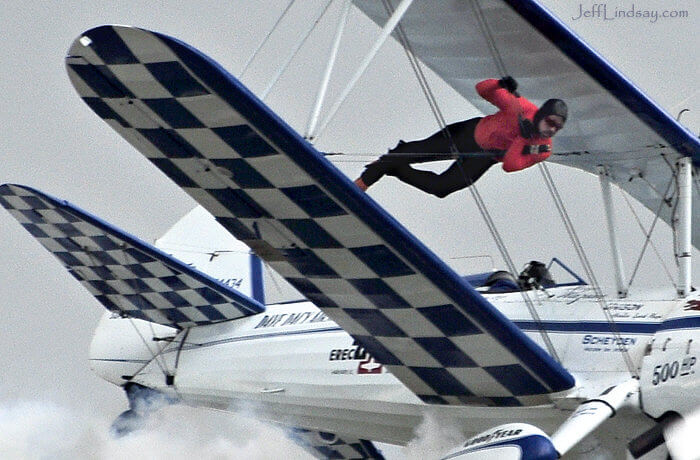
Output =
[
  {"x1": 677, "y1": 156, "x2": 693, "y2": 297},
  {"x1": 598, "y1": 165, "x2": 628, "y2": 298},
  {"x1": 314, "y1": 0, "x2": 415, "y2": 139},
  {"x1": 305, "y1": 0, "x2": 352, "y2": 140}
]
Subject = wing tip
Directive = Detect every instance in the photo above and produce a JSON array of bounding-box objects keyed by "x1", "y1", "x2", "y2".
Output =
[
  {"x1": 3, "y1": 184, "x2": 266, "y2": 318},
  {"x1": 503, "y1": 0, "x2": 699, "y2": 159}
]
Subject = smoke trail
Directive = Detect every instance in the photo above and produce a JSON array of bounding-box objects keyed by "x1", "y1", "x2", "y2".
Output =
[
  {"x1": 401, "y1": 411, "x2": 464, "y2": 459},
  {"x1": 0, "y1": 400, "x2": 477, "y2": 459},
  {"x1": 0, "y1": 401, "x2": 310, "y2": 460},
  {"x1": 665, "y1": 409, "x2": 700, "y2": 460}
]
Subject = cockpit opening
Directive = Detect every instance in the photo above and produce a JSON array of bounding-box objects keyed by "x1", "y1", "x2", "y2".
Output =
[{"x1": 463, "y1": 258, "x2": 586, "y2": 293}]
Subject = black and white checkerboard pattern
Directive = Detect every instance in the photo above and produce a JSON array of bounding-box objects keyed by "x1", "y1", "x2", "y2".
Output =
[
  {"x1": 290, "y1": 427, "x2": 384, "y2": 459},
  {"x1": 65, "y1": 25, "x2": 574, "y2": 406},
  {"x1": 0, "y1": 184, "x2": 264, "y2": 329}
]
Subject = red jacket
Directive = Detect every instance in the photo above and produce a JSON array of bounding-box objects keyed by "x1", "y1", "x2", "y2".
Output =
[{"x1": 474, "y1": 79, "x2": 552, "y2": 172}]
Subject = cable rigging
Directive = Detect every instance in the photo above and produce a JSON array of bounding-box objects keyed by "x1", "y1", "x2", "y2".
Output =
[
  {"x1": 383, "y1": 0, "x2": 561, "y2": 363},
  {"x1": 259, "y1": 0, "x2": 334, "y2": 100},
  {"x1": 238, "y1": 0, "x2": 651, "y2": 376},
  {"x1": 538, "y1": 163, "x2": 639, "y2": 377},
  {"x1": 471, "y1": 0, "x2": 641, "y2": 376},
  {"x1": 239, "y1": 0, "x2": 297, "y2": 79},
  {"x1": 623, "y1": 176, "x2": 677, "y2": 290},
  {"x1": 620, "y1": 184, "x2": 677, "y2": 288}
]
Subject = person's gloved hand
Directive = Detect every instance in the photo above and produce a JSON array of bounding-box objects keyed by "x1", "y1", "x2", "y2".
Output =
[
  {"x1": 521, "y1": 143, "x2": 552, "y2": 155},
  {"x1": 518, "y1": 115, "x2": 535, "y2": 139},
  {"x1": 498, "y1": 76, "x2": 518, "y2": 94}
]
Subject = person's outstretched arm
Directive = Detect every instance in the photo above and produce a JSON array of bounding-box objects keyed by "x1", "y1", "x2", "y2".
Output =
[
  {"x1": 475, "y1": 78, "x2": 520, "y2": 112},
  {"x1": 501, "y1": 137, "x2": 552, "y2": 172}
]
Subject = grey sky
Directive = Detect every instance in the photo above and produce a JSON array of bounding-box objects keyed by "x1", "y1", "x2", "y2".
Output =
[{"x1": 0, "y1": 0, "x2": 697, "y2": 456}]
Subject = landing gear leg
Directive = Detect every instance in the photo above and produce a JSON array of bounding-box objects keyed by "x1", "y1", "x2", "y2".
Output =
[{"x1": 110, "y1": 383, "x2": 177, "y2": 437}]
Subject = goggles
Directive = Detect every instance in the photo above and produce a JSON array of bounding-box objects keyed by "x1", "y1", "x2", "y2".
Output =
[{"x1": 544, "y1": 116, "x2": 564, "y2": 130}]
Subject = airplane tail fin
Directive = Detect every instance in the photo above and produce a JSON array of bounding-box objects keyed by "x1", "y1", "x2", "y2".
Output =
[{"x1": 155, "y1": 206, "x2": 265, "y2": 304}]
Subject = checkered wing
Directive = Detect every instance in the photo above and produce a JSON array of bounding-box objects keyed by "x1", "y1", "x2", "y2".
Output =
[
  {"x1": 65, "y1": 25, "x2": 575, "y2": 406},
  {"x1": 289, "y1": 428, "x2": 385, "y2": 459},
  {"x1": 0, "y1": 184, "x2": 264, "y2": 329}
]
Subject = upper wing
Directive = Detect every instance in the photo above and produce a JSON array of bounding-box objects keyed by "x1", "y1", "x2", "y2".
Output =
[
  {"x1": 0, "y1": 184, "x2": 264, "y2": 329},
  {"x1": 65, "y1": 25, "x2": 574, "y2": 406},
  {"x1": 353, "y1": 0, "x2": 700, "y2": 248}
]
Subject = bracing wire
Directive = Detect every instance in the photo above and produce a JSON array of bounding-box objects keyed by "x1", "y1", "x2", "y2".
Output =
[
  {"x1": 465, "y1": 0, "x2": 637, "y2": 376},
  {"x1": 659, "y1": 154, "x2": 682, "y2": 269},
  {"x1": 470, "y1": 0, "x2": 507, "y2": 78},
  {"x1": 539, "y1": 163, "x2": 638, "y2": 377},
  {"x1": 157, "y1": 240, "x2": 249, "y2": 255},
  {"x1": 126, "y1": 317, "x2": 171, "y2": 377},
  {"x1": 461, "y1": 165, "x2": 562, "y2": 364},
  {"x1": 625, "y1": 177, "x2": 676, "y2": 290},
  {"x1": 671, "y1": 174, "x2": 681, "y2": 269},
  {"x1": 148, "y1": 320, "x2": 174, "y2": 374},
  {"x1": 464, "y1": 0, "x2": 561, "y2": 363},
  {"x1": 173, "y1": 328, "x2": 190, "y2": 368},
  {"x1": 81, "y1": 244, "x2": 173, "y2": 378},
  {"x1": 260, "y1": 0, "x2": 334, "y2": 100},
  {"x1": 239, "y1": 0, "x2": 297, "y2": 79},
  {"x1": 620, "y1": 186, "x2": 677, "y2": 288},
  {"x1": 382, "y1": 0, "x2": 562, "y2": 363},
  {"x1": 262, "y1": 257, "x2": 288, "y2": 298},
  {"x1": 385, "y1": 0, "x2": 449, "y2": 133}
]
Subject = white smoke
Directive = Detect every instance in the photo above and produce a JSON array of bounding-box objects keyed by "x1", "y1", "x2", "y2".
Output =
[
  {"x1": 665, "y1": 409, "x2": 700, "y2": 460},
  {"x1": 0, "y1": 400, "x2": 473, "y2": 459},
  {"x1": 0, "y1": 401, "x2": 310, "y2": 460},
  {"x1": 400, "y1": 411, "x2": 465, "y2": 459}
]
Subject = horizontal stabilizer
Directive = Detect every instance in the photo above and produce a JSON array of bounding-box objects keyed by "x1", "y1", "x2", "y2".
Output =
[
  {"x1": 66, "y1": 25, "x2": 575, "y2": 405},
  {"x1": 0, "y1": 184, "x2": 264, "y2": 329},
  {"x1": 290, "y1": 427, "x2": 385, "y2": 459}
]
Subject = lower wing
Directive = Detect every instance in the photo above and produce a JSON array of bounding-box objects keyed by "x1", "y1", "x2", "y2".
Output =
[{"x1": 64, "y1": 25, "x2": 575, "y2": 406}]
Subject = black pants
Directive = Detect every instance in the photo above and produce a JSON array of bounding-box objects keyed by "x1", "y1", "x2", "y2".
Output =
[{"x1": 361, "y1": 117, "x2": 497, "y2": 198}]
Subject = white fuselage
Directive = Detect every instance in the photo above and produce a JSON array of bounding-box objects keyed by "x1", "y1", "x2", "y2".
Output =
[{"x1": 90, "y1": 286, "x2": 700, "y2": 456}]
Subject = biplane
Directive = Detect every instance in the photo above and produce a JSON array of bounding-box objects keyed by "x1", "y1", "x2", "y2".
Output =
[{"x1": 1, "y1": 0, "x2": 698, "y2": 458}]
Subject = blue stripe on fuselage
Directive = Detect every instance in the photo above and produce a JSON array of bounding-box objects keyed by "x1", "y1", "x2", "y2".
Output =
[{"x1": 176, "y1": 318, "x2": 698, "y2": 351}]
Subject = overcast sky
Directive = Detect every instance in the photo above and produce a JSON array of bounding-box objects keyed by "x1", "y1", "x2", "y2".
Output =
[{"x1": 0, "y1": 0, "x2": 697, "y2": 457}]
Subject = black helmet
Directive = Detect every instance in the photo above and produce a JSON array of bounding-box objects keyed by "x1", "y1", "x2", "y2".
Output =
[
  {"x1": 533, "y1": 99, "x2": 568, "y2": 127},
  {"x1": 518, "y1": 260, "x2": 555, "y2": 289}
]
